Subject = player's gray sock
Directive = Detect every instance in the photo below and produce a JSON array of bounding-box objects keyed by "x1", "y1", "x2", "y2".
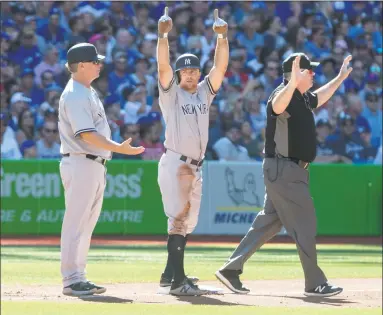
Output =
[{"x1": 167, "y1": 234, "x2": 186, "y2": 284}]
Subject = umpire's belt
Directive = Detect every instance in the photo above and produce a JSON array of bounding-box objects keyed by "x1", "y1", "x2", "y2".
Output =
[
  {"x1": 165, "y1": 149, "x2": 203, "y2": 167},
  {"x1": 267, "y1": 153, "x2": 309, "y2": 170},
  {"x1": 62, "y1": 153, "x2": 107, "y2": 166}
]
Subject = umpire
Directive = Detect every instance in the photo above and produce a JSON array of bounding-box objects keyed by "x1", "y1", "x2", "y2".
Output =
[
  {"x1": 215, "y1": 53, "x2": 353, "y2": 297},
  {"x1": 59, "y1": 43, "x2": 144, "y2": 296}
]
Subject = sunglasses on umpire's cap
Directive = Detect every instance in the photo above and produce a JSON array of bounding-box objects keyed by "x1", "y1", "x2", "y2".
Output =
[
  {"x1": 67, "y1": 43, "x2": 105, "y2": 65},
  {"x1": 282, "y1": 53, "x2": 320, "y2": 73}
]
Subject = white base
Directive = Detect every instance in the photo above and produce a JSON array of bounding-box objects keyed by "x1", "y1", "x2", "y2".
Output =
[{"x1": 157, "y1": 285, "x2": 224, "y2": 295}]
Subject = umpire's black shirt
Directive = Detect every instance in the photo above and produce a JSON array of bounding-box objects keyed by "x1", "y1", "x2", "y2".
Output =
[{"x1": 264, "y1": 81, "x2": 318, "y2": 162}]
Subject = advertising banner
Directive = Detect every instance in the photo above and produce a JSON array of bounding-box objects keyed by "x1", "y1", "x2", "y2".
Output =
[
  {"x1": 0, "y1": 160, "x2": 167, "y2": 235},
  {"x1": 194, "y1": 161, "x2": 286, "y2": 235}
]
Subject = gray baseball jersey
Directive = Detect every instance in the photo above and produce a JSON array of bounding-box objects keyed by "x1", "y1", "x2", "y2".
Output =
[
  {"x1": 158, "y1": 75, "x2": 216, "y2": 160},
  {"x1": 58, "y1": 79, "x2": 112, "y2": 160}
]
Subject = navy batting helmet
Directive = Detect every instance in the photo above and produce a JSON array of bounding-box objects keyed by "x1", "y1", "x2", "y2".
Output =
[{"x1": 175, "y1": 53, "x2": 200, "y2": 84}]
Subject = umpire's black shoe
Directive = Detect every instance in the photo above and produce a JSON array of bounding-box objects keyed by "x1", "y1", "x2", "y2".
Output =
[
  {"x1": 215, "y1": 269, "x2": 250, "y2": 294},
  {"x1": 160, "y1": 273, "x2": 199, "y2": 287},
  {"x1": 304, "y1": 283, "x2": 343, "y2": 297},
  {"x1": 63, "y1": 281, "x2": 106, "y2": 296}
]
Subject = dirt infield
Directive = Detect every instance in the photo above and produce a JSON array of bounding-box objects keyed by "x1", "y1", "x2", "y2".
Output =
[
  {"x1": 1, "y1": 235, "x2": 381, "y2": 246},
  {"x1": 1, "y1": 278, "x2": 381, "y2": 308}
]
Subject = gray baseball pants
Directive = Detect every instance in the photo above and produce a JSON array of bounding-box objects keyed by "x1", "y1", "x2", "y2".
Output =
[
  {"x1": 59, "y1": 155, "x2": 106, "y2": 287},
  {"x1": 219, "y1": 157, "x2": 327, "y2": 291}
]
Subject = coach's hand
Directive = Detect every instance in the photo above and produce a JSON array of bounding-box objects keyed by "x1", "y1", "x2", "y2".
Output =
[
  {"x1": 158, "y1": 7, "x2": 172, "y2": 35},
  {"x1": 119, "y1": 138, "x2": 145, "y2": 155},
  {"x1": 338, "y1": 55, "x2": 353, "y2": 81},
  {"x1": 212, "y1": 9, "x2": 228, "y2": 35},
  {"x1": 289, "y1": 55, "x2": 309, "y2": 87}
]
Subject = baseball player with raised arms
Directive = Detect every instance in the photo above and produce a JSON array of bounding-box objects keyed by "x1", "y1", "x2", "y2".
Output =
[
  {"x1": 59, "y1": 43, "x2": 144, "y2": 296},
  {"x1": 156, "y1": 7, "x2": 229, "y2": 296}
]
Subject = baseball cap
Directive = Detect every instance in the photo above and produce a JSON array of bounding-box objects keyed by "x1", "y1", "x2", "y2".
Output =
[
  {"x1": 104, "y1": 94, "x2": 120, "y2": 106},
  {"x1": 282, "y1": 53, "x2": 320, "y2": 73},
  {"x1": 21, "y1": 68, "x2": 34, "y2": 77},
  {"x1": 20, "y1": 140, "x2": 36, "y2": 155},
  {"x1": 358, "y1": 124, "x2": 371, "y2": 134},
  {"x1": 316, "y1": 118, "x2": 331, "y2": 128},
  {"x1": 367, "y1": 73, "x2": 379, "y2": 84},
  {"x1": 89, "y1": 34, "x2": 104, "y2": 44},
  {"x1": 1, "y1": 32, "x2": 11, "y2": 41},
  {"x1": 67, "y1": 43, "x2": 105, "y2": 64},
  {"x1": 147, "y1": 111, "x2": 161, "y2": 123},
  {"x1": 10, "y1": 92, "x2": 31, "y2": 104},
  {"x1": 365, "y1": 90, "x2": 379, "y2": 101},
  {"x1": 338, "y1": 112, "x2": 354, "y2": 124}
]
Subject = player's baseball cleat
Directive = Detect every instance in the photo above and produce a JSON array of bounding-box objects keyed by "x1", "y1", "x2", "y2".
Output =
[
  {"x1": 215, "y1": 270, "x2": 250, "y2": 294},
  {"x1": 63, "y1": 281, "x2": 106, "y2": 296},
  {"x1": 86, "y1": 281, "x2": 107, "y2": 294},
  {"x1": 160, "y1": 273, "x2": 199, "y2": 287},
  {"x1": 169, "y1": 277, "x2": 209, "y2": 296},
  {"x1": 304, "y1": 283, "x2": 343, "y2": 297}
]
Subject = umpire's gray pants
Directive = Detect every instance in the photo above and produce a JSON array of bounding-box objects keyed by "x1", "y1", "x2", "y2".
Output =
[{"x1": 220, "y1": 157, "x2": 327, "y2": 291}]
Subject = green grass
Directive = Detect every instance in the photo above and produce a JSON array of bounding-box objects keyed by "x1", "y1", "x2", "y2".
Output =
[
  {"x1": 1, "y1": 244, "x2": 381, "y2": 315},
  {"x1": 1, "y1": 302, "x2": 382, "y2": 315},
  {"x1": 1, "y1": 243, "x2": 381, "y2": 285}
]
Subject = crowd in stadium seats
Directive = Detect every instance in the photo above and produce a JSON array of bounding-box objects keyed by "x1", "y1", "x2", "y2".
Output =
[{"x1": 0, "y1": 1, "x2": 382, "y2": 164}]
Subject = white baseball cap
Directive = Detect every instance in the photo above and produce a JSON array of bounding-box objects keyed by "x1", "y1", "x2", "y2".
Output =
[{"x1": 10, "y1": 92, "x2": 31, "y2": 104}]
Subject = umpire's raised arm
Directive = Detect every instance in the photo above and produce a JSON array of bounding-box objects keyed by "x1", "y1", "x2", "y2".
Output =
[
  {"x1": 208, "y1": 9, "x2": 229, "y2": 92},
  {"x1": 157, "y1": 7, "x2": 174, "y2": 89}
]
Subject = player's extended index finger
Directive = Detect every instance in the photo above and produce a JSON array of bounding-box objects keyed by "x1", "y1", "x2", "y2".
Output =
[
  {"x1": 164, "y1": 6, "x2": 168, "y2": 17},
  {"x1": 344, "y1": 55, "x2": 352, "y2": 64},
  {"x1": 214, "y1": 9, "x2": 219, "y2": 21}
]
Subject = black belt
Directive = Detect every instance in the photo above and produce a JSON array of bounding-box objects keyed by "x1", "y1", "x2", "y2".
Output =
[
  {"x1": 62, "y1": 153, "x2": 107, "y2": 166},
  {"x1": 267, "y1": 153, "x2": 309, "y2": 170},
  {"x1": 165, "y1": 149, "x2": 203, "y2": 167}
]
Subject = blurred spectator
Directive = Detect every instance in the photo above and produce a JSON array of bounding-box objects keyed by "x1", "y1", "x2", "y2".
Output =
[
  {"x1": 213, "y1": 123, "x2": 250, "y2": 161},
  {"x1": 346, "y1": 93, "x2": 371, "y2": 132},
  {"x1": 244, "y1": 92, "x2": 266, "y2": 135},
  {"x1": 0, "y1": 1, "x2": 381, "y2": 164},
  {"x1": 236, "y1": 12, "x2": 264, "y2": 54},
  {"x1": 240, "y1": 121, "x2": 263, "y2": 161},
  {"x1": 19, "y1": 68, "x2": 44, "y2": 108},
  {"x1": 9, "y1": 93, "x2": 31, "y2": 131},
  {"x1": 122, "y1": 84, "x2": 151, "y2": 124},
  {"x1": 34, "y1": 44, "x2": 64, "y2": 86},
  {"x1": 15, "y1": 108, "x2": 36, "y2": 146},
  {"x1": 36, "y1": 7, "x2": 67, "y2": 47},
  {"x1": 20, "y1": 139, "x2": 37, "y2": 159},
  {"x1": 206, "y1": 103, "x2": 223, "y2": 160},
  {"x1": 129, "y1": 57, "x2": 156, "y2": 99},
  {"x1": 10, "y1": 27, "x2": 42, "y2": 70},
  {"x1": 36, "y1": 121, "x2": 60, "y2": 158},
  {"x1": 374, "y1": 143, "x2": 382, "y2": 165},
  {"x1": 358, "y1": 124, "x2": 378, "y2": 164},
  {"x1": 114, "y1": 123, "x2": 142, "y2": 160},
  {"x1": 108, "y1": 51, "x2": 131, "y2": 95},
  {"x1": 314, "y1": 119, "x2": 341, "y2": 163},
  {"x1": 361, "y1": 91, "x2": 382, "y2": 148},
  {"x1": 138, "y1": 113, "x2": 165, "y2": 160},
  {"x1": 1, "y1": 113, "x2": 22, "y2": 159},
  {"x1": 327, "y1": 113, "x2": 364, "y2": 164},
  {"x1": 343, "y1": 58, "x2": 365, "y2": 93}
]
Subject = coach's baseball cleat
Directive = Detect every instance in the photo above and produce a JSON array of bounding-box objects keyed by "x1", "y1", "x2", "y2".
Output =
[
  {"x1": 169, "y1": 277, "x2": 209, "y2": 296},
  {"x1": 215, "y1": 270, "x2": 250, "y2": 294},
  {"x1": 160, "y1": 273, "x2": 199, "y2": 287},
  {"x1": 304, "y1": 283, "x2": 343, "y2": 297},
  {"x1": 86, "y1": 281, "x2": 107, "y2": 294},
  {"x1": 63, "y1": 281, "x2": 105, "y2": 296}
]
